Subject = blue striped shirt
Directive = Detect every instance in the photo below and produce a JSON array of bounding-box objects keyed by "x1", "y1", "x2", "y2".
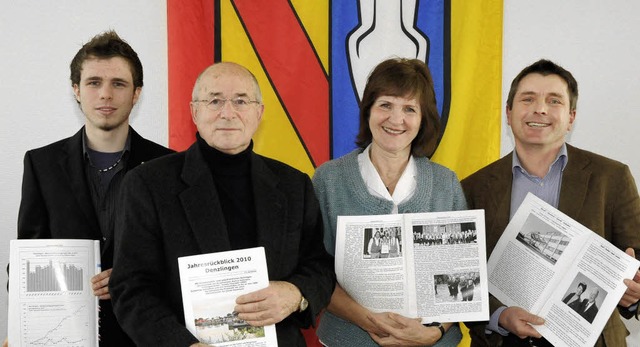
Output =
[
  {"x1": 487, "y1": 144, "x2": 569, "y2": 336},
  {"x1": 510, "y1": 144, "x2": 568, "y2": 219}
]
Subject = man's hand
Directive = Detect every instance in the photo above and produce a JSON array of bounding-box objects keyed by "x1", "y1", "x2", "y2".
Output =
[
  {"x1": 234, "y1": 281, "x2": 301, "y2": 326},
  {"x1": 367, "y1": 312, "x2": 444, "y2": 346},
  {"x1": 499, "y1": 306, "x2": 544, "y2": 339},
  {"x1": 620, "y1": 248, "x2": 640, "y2": 307},
  {"x1": 91, "y1": 268, "x2": 112, "y2": 300}
]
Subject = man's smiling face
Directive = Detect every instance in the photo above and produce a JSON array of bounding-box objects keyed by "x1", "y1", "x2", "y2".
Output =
[{"x1": 507, "y1": 73, "x2": 576, "y2": 151}]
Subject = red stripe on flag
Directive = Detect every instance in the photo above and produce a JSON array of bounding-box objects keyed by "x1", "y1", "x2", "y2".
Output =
[
  {"x1": 167, "y1": 0, "x2": 216, "y2": 151},
  {"x1": 233, "y1": 0, "x2": 329, "y2": 166}
]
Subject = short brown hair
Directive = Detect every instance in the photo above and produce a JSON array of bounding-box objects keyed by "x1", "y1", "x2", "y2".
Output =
[
  {"x1": 506, "y1": 59, "x2": 578, "y2": 111},
  {"x1": 355, "y1": 58, "x2": 440, "y2": 157},
  {"x1": 70, "y1": 30, "x2": 143, "y2": 88}
]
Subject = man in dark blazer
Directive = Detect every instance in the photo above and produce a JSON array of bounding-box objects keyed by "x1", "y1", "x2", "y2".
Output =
[
  {"x1": 580, "y1": 289, "x2": 601, "y2": 324},
  {"x1": 462, "y1": 59, "x2": 640, "y2": 347},
  {"x1": 17, "y1": 31, "x2": 173, "y2": 347},
  {"x1": 110, "y1": 62, "x2": 335, "y2": 347}
]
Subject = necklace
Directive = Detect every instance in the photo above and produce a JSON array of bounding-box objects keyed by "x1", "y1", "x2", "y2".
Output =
[{"x1": 97, "y1": 156, "x2": 123, "y2": 173}]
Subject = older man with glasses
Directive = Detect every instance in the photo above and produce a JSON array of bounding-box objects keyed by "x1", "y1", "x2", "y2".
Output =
[{"x1": 110, "y1": 61, "x2": 335, "y2": 347}]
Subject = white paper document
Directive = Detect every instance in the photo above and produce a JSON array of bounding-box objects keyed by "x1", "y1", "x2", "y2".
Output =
[
  {"x1": 178, "y1": 247, "x2": 278, "y2": 346},
  {"x1": 335, "y1": 210, "x2": 489, "y2": 323},
  {"x1": 488, "y1": 193, "x2": 640, "y2": 347},
  {"x1": 7, "y1": 239, "x2": 101, "y2": 347}
]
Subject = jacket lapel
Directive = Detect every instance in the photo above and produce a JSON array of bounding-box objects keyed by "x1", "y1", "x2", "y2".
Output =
[
  {"x1": 102, "y1": 128, "x2": 150, "y2": 255},
  {"x1": 61, "y1": 129, "x2": 102, "y2": 240},
  {"x1": 251, "y1": 155, "x2": 287, "y2": 271},
  {"x1": 485, "y1": 154, "x2": 515, "y2": 251},
  {"x1": 558, "y1": 144, "x2": 590, "y2": 220},
  {"x1": 179, "y1": 144, "x2": 231, "y2": 254},
  {"x1": 125, "y1": 128, "x2": 146, "y2": 170}
]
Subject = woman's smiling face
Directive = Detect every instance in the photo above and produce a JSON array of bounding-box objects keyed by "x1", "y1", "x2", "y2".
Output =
[{"x1": 368, "y1": 95, "x2": 421, "y2": 156}]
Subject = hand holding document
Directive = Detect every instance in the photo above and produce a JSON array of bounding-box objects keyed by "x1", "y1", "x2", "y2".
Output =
[
  {"x1": 488, "y1": 193, "x2": 640, "y2": 347},
  {"x1": 178, "y1": 247, "x2": 278, "y2": 347}
]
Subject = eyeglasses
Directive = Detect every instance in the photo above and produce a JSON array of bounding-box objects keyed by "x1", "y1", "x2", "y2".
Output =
[{"x1": 193, "y1": 97, "x2": 261, "y2": 112}]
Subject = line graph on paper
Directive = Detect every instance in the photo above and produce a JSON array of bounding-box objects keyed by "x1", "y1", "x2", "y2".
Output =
[{"x1": 20, "y1": 302, "x2": 94, "y2": 347}]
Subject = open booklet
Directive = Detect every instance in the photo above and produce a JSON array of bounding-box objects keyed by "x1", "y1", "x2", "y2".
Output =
[
  {"x1": 7, "y1": 239, "x2": 100, "y2": 347},
  {"x1": 335, "y1": 210, "x2": 489, "y2": 323},
  {"x1": 488, "y1": 192, "x2": 640, "y2": 347},
  {"x1": 178, "y1": 246, "x2": 278, "y2": 346}
]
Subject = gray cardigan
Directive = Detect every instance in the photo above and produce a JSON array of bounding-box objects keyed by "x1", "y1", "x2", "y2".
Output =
[
  {"x1": 313, "y1": 148, "x2": 467, "y2": 256},
  {"x1": 312, "y1": 148, "x2": 467, "y2": 346}
]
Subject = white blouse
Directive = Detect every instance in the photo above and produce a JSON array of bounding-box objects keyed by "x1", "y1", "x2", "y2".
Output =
[{"x1": 357, "y1": 144, "x2": 416, "y2": 214}]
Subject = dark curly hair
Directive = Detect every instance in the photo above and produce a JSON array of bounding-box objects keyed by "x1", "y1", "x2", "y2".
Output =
[{"x1": 69, "y1": 30, "x2": 143, "y2": 88}]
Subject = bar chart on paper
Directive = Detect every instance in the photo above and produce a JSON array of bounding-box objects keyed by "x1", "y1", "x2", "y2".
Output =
[
  {"x1": 25, "y1": 259, "x2": 85, "y2": 292},
  {"x1": 8, "y1": 239, "x2": 101, "y2": 347}
]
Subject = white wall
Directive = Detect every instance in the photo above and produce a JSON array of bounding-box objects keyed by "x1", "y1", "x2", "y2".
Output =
[
  {"x1": 0, "y1": 1, "x2": 168, "y2": 339},
  {"x1": 1, "y1": 0, "x2": 639, "y2": 343},
  {"x1": 502, "y1": 1, "x2": 640, "y2": 180},
  {"x1": 502, "y1": 1, "x2": 640, "y2": 343}
]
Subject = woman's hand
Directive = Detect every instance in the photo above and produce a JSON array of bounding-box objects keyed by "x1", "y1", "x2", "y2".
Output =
[{"x1": 367, "y1": 312, "x2": 447, "y2": 346}]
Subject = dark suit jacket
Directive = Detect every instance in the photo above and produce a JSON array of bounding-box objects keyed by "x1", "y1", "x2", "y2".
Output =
[
  {"x1": 110, "y1": 142, "x2": 335, "y2": 347},
  {"x1": 581, "y1": 301, "x2": 599, "y2": 323},
  {"x1": 18, "y1": 126, "x2": 173, "y2": 346},
  {"x1": 563, "y1": 292, "x2": 585, "y2": 312},
  {"x1": 563, "y1": 292, "x2": 578, "y2": 304},
  {"x1": 462, "y1": 144, "x2": 640, "y2": 347}
]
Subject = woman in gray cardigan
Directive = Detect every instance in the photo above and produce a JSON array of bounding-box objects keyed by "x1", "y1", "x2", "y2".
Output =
[{"x1": 313, "y1": 58, "x2": 467, "y2": 347}]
